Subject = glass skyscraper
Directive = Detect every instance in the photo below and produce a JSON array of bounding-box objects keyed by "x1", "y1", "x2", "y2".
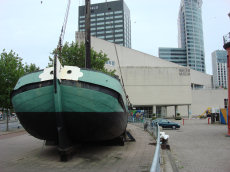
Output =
[
  {"x1": 78, "y1": 0, "x2": 131, "y2": 48},
  {"x1": 159, "y1": 0, "x2": 205, "y2": 73},
  {"x1": 178, "y1": 0, "x2": 205, "y2": 72}
]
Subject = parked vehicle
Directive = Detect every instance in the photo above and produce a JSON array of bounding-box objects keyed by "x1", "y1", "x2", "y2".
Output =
[{"x1": 152, "y1": 118, "x2": 180, "y2": 129}]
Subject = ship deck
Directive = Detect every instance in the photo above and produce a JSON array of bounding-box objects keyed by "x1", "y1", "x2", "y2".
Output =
[{"x1": 0, "y1": 124, "x2": 156, "y2": 172}]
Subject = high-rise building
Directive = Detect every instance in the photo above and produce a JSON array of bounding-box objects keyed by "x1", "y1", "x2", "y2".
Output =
[
  {"x1": 159, "y1": 0, "x2": 205, "y2": 73},
  {"x1": 78, "y1": 0, "x2": 131, "y2": 48},
  {"x1": 158, "y1": 48, "x2": 187, "y2": 67},
  {"x1": 178, "y1": 0, "x2": 205, "y2": 72},
  {"x1": 212, "y1": 50, "x2": 228, "y2": 88}
]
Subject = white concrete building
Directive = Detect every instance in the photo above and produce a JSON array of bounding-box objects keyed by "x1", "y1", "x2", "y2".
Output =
[{"x1": 76, "y1": 32, "x2": 227, "y2": 117}]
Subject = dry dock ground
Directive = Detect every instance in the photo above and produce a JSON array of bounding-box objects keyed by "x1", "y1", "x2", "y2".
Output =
[
  {"x1": 0, "y1": 124, "x2": 155, "y2": 172},
  {"x1": 164, "y1": 119, "x2": 230, "y2": 172}
]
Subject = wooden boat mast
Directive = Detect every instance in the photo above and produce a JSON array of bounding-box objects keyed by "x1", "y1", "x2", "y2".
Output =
[{"x1": 85, "y1": 0, "x2": 91, "y2": 69}]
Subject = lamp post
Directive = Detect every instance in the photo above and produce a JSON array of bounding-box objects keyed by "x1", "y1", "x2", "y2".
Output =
[{"x1": 223, "y1": 12, "x2": 230, "y2": 135}]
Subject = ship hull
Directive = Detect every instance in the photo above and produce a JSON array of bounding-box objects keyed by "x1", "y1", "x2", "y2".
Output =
[
  {"x1": 16, "y1": 111, "x2": 127, "y2": 143},
  {"x1": 11, "y1": 68, "x2": 128, "y2": 143}
]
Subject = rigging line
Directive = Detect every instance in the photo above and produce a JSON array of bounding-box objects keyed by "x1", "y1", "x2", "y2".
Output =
[
  {"x1": 105, "y1": 0, "x2": 125, "y2": 89},
  {"x1": 105, "y1": 0, "x2": 130, "y2": 104},
  {"x1": 61, "y1": 0, "x2": 71, "y2": 43}
]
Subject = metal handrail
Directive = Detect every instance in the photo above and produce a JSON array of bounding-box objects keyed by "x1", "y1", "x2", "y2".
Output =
[{"x1": 149, "y1": 122, "x2": 161, "y2": 172}]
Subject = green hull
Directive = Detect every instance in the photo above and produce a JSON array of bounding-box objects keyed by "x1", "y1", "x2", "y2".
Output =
[{"x1": 11, "y1": 68, "x2": 128, "y2": 142}]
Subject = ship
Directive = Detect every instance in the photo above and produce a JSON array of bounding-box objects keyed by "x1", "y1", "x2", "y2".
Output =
[
  {"x1": 10, "y1": 0, "x2": 129, "y2": 158},
  {"x1": 11, "y1": 59, "x2": 129, "y2": 143}
]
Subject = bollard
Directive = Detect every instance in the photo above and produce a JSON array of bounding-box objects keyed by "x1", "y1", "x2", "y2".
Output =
[
  {"x1": 183, "y1": 119, "x2": 184, "y2": 126},
  {"x1": 208, "y1": 117, "x2": 210, "y2": 124}
]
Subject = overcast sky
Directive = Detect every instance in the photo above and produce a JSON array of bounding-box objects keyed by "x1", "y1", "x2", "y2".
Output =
[{"x1": 0, "y1": 0, "x2": 229, "y2": 75}]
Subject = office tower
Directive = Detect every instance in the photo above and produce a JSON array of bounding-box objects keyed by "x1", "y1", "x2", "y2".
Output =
[
  {"x1": 159, "y1": 0, "x2": 205, "y2": 73},
  {"x1": 178, "y1": 0, "x2": 205, "y2": 72},
  {"x1": 212, "y1": 50, "x2": 228, "y2": 88},
  {"x1": 78, "y1": 0, "x2": 131, "y2": 48}
]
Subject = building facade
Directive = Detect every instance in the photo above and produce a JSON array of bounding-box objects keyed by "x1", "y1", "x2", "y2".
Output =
[
  {"x1": 76, "y1": 35, "x2": 227, "y2": 117},
  {"x1": 78, "y1": 0, "x2": 131, "y2": 48},
  {"x1": 159, "y1": 0, "x2": 205, "y2": 73},
  {"x1": 212, "y1": 50, "x2": 228, "y2": 88}
]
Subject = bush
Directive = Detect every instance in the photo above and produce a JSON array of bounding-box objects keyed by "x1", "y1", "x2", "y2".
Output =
[
  {"x1": 175, "y1": 113, "x2": 182, "y2": 120},
  {"x1": 152, "y1": 113, "x2": 156, "y2": 120}
]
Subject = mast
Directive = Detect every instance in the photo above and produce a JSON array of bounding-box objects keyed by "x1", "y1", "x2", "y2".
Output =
[{"x1": 85, "y1": 0, "x2": 91, "y2": 68}]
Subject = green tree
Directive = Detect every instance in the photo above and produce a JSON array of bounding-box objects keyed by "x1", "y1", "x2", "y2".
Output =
[
  {"x1": 0, "y1": 50, "x2": 24, "y2": 110},
  {"x1": 24, "y1": 63, "x2": 40, "y2": 73},
  {"x1": 0, "y1": 49, "x2": 39, "y2": 130},
  {"x1": 48, "y1": 41, "x2": 116, "y2": 76}
]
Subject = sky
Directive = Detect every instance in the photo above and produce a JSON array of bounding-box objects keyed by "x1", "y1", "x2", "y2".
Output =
[{"x1": 0, "y1": 0, "x2": 230, "y2": 75}]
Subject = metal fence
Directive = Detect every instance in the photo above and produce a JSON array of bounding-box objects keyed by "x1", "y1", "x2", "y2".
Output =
[{"x1": 146, "y1": 120, "x2": 161, "y2": 172}]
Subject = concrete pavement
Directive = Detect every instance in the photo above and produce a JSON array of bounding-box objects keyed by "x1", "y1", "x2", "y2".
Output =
[
  {"x1": 0, "y1": 124, "x2": 156, "y2": 172},
  {"x1": 164, "y1": 118, "x2": 230, "y2": 172}
]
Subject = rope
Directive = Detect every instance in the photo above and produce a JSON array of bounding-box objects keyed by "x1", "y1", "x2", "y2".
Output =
[
  {"x1": 105, "y1": 0, "x2": 131, "y2": 106},
  {"x1": 60, "y1": 0, "x2": 71, "y2": 47}
]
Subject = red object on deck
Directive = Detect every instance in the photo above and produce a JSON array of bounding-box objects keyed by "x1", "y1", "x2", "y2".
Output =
[{"x1": 208, "y1": 117, "x2": 210, "y2": 125}]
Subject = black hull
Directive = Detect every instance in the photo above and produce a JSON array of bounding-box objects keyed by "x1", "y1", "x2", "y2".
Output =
[{"x1": 17, "y1": 112, "x2": 128, "y2": 143}]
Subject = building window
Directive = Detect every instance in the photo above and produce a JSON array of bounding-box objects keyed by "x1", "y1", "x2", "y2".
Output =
[
  {"x1": 115, "y1": 34, "x2": 123, "y2": 37},
  {"x1": 107, "y1": 39, "x2": 114, "y2": 43},
  {"x1": 106, "y1": 30, "x2": 113, "y2": 33},
  {"x1": 97, "y1": 22, "x2": 104, "y2": 25},
  {"x1": 106, "y1": 21, "x2": 113, "y2": 24},
  {"x1": 106, "y1": 26, "x2": 113, "y2": 29},
  {"x1": 115, "y1": 20, "x2": 123, "y2": 23},
  {"x1": 106, "y1": 35, "x2": 113, "y2": 38},
  {"x1": 97, "y1": 17, "x2": 104, "y2": 21},
  {"x1": 115, "y1": 24, "x2": 123, "y2": 28},
  {"x1": 106, "y1": 16, "x2": 112, "y2": 20},
  {"x1": 97, "y1": 31, "x2": 104, "y2": 34},
  {"x1": 115, "y1": 29, "x2": 123, "y2": 33},
  {"x1": 97, "y1": 26, "x2": 104, "y2": 30},
  {"x1": 114, "y1": 11, "x2": 122, "y2": 14},
  {"x1": 98, "y1": 35, "x2": 105, "y2": 39},
  {"x1": 114, "y1": 15, "x2": 122, "y2": 19},
  {"x1": 106, "y1": 60, "x2": 115, "y2": 66},
  {"x1": 97, "y1": 13, "x2": 104, "y2": 17},
  {"x1": 115, "y1": 38, "x2": 123, "y2": 42},
  {"x1": 106, "y1": 12, "x2": 113, "y2": 15}
]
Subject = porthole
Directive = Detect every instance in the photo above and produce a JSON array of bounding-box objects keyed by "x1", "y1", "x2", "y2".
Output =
[{"x1": 67, "y1": 70, "x2": 72, "y2": 74}]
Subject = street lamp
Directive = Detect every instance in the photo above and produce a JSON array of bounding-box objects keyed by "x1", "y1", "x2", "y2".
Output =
[{"x1": 223, "y1": 12, "x2": 230, "y2": 136}]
